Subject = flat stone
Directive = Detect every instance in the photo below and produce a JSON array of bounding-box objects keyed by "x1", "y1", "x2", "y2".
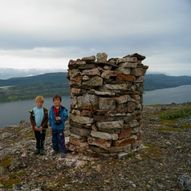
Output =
[
  {"x1": 70, "y1": 126, "x2": 91, "y2": 137},
  {"x1": 116, "y1": 73, "x2": 135, "y2": 82},
  {"x1": 82, "y1": 76, "x2": 103, "y2": 87},
  {"x1": 108, "y1": 144, "x2": 132, "y2": 153},
  {"x1": 82, "y1": 68, "x2": 100, "y2": 76},
  {"x1": 81, "y1": 55, "x2": 96, "y2": 61},
  {"x1": 115, "y1": 95, "x2": 131, "y2": 104},
  {"x1": 117, "y1": 57, "x2": 138, "y2": 63},
  {"x1": 70, "y1": 75, "x2": 82, "y2": 86},
  {"x1": 79, "y1": 63, "x2": 96, "y2": 70},
  {"x1": 69, "y1": 60, "x2": 86, "y2": 67},
  {"x1": 129, "y1": 120, "x2": 139, "y2": 128},
  {"x1": 119, "y1": 62, "x2": 138, "y2": 68},
  {"x1": 68, "y1": 69, "x2": 81, "y2": 78},
  {"x1": 96, "y1": 120, "x2": 124, "y2": 130},
  {"x1": 77, "y1": 94, "x2": 98, "y2": 109},
  {"x1": 70, "y1": 114, "x2": 94, "y2": 124},
  {"x1": 93, "y1": 90, "x2": 115, "y2": 96},
  {"x1": 114, "y1": 137, "x2": 136, "y2": 147},
  {"x1": 129, "y1": 53, "x2": 146, "y2": 61},
  {"x1": 118, "y1": 128, "x2": 132, "y2": 139},
  {"x1": 99, "y1": 97, "x2": 116, "y2": 110},
  {"x1": 71, "y1": 88, "x2": 81, "y2": 95},
  {"x1": 135, "y1": 76, "x2": 144, "y2": 82},
  {"x1": 104, "y1": 83, "x2": 129, "y2": 90},
  {"x1": 101, "y1": 70, "x2": 117, "y2": 79},
  {"x1": 88, "y1": 137, "x2": 111, "y2": 149},
  {"x1": 118, "y1": 152, "x2": 129, "y2": 159},
  {"x1": 116, "y1": 67, "x2": 131, "y2": 74},
  {"x1": 91, "y1": 131, "x2": 118, "y2": 140},
  {"x1": 131, "y1": 68, "x2": 145, "y2": 76},
  {"x1": 96, "y1": 52, "x2": 108, "y2": 62},
  {"x1": 127, "y1": 102, "x2": 136, "y2": 112}
]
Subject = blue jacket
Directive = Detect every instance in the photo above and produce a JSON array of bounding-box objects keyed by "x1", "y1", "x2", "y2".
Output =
[{"x1": 49, "y1": 105, "x2": 68, "y2": 130}]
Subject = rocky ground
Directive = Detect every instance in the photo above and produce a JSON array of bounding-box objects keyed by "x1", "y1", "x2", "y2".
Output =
[{"x1": 1, "y1": 103, "x2": 191, "y2": 191}]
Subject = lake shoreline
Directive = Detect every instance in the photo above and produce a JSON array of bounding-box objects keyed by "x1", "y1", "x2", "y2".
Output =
[
  {"x1": 1, "y1": 102, "x2": 191, "y2": 129},
  {"x1": 1, "y1": 85, "x2": 191, "y2": 127}
]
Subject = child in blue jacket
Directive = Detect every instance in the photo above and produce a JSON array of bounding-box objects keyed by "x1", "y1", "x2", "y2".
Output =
[{"x1": 49, "y1": 95, "x2": 68, "y2": 158}]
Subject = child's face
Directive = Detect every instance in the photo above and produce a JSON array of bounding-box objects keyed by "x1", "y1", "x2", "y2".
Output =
[
  {"x1": 53, "y1": 98, "x2": 61, "y2": 107},
  {"x1": 36, "y1": 101, "x2": 44, "y2": 108}
]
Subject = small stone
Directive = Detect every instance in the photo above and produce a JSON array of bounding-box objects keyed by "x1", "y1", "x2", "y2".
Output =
[
  {"x1": 71, "y1": 88, "x2": 81, "y2": 95},
  {"x1": 129, "y1": 53, "x2": 145, "y2": 61},
  {"x1": 91, "y1": 131, "x2": 118, "y2": 140},
  {"x1": 82, "y1": 76, "x2": 103, "y2": 87},
  {"x1": 101, "y1": 70, "x2": 117, "y2": 79},
  {"x1": 104, "y1": 83, "x2": 129, "y2": 90},
  {"x1": 178, "y1": 174, "x2": 191, "y2": 191},
  {"x1": 127, "y1": 102, "x2": 136, "y2": 112},
  {"x1": 114, "y1": 137, "x2": 135, "y2": 147},
  {"x1": 70, "y1": 114, "x2": 94, "y2": 124},
  {"x1": 96, "y1": 120, "x2": 124, "y2": 130},
  {"x1": 116, "y1": 67, "x2": 131, "y2": 75},
  {"x1": 93, "y1": 90, "x2": 115, "y2": 96},
  {"x1": 116, "y1": 73, "x2": 135, "y2": 82},
  {"x1": 82, "y1": 55, "x2": 96, "y2": 61},
  {"x1": 70, "y1": 126, "x2": 91, "y2": 137},
  {"x1": 82, "y1": 75, "x2": 90, "y2": 81},
  {"x1": 131, "y1": 68, "x2": 145, "y2": 76},
  {"x1": 118, "y1": 128, "x2": 132, "y2": 139},
  {"x1": 118, "y1": 152, "x2": 129, "y2": 159},
  {"x1": 96, "y1": 52, "x2": 108, "y2": 62},
  {"x1": 115, "y1": 95, "x2": 131, "y2": 104},
  {"x1": 77, "y1": 94, "x2": 98, "y2": 109},
  {"x1": 82, "y1": 68, "x2": 100, "y2": 76},
  {"x1": 117, "y1": 56, "x2": 138, "y2": 63},
  {"x1": 99, "y1": 97, "x2": 116, "y2": 110},
  {"x1": 88, "y1": 137, "x2": 111, "y2": 149},
  {"x1": 68, "y1": 68, "x2": 81, "y2": 79},
  {"x1": 119, "y1": 62, "x2": 138, "y2": 68},
  {"x1": 129, "y1": 120, "x2": 139, "y2": 128}
]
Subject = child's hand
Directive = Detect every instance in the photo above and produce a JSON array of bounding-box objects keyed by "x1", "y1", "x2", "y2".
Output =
[{"x1": 55, "y1": 116, "x2": 61, "y2": 121}]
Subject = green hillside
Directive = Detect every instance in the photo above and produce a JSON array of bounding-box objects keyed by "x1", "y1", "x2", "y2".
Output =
[{"x1": 0, "y1": 73, "x2": 191, "y2": 103}]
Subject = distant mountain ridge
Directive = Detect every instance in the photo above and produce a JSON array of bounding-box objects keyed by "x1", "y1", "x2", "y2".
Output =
[
  {"x1": 0, "y1": 72, "x2": 68, "y2": 86},
  {"x1": 0, "y1": 72, "x2": 191, "y2": 103},
  {"x1": 0, "y1": 72, "x2": 191, "y2": 90},
  {"x1": 144, "y1": 74, "x2": 191, "y2": 90}
]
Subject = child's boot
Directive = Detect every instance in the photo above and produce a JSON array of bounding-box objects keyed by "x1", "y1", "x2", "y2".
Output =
[{"x1": 34, "y1": 149, "x2": 40, "y2": 155}]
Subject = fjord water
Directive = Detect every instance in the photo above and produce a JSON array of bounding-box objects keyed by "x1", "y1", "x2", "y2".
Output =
[
  {"x1": 0, "y1": 96, "x2": 70, "y2": 128},
  {"x1": 0, "y1": 85, "x2": 191, "y2": 127}
]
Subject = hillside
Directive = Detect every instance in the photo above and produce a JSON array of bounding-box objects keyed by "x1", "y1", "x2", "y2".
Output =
[
  {"x1": 0, "y1": 73, "x2": 191, "y2": 103},
  {"x1": 0, "y1": 73, "x2": 69, "y2": 102},
  {"x1": 144, "y1": 74, "x2": 191, "y2": 90},
  {"x1": 1, "y1": 103, "x2": 191, "y2": 190}
]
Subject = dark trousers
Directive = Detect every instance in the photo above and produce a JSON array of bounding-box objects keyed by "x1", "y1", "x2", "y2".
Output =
[
  {"x1": 52, "y1": 129, "x2": 66, "y2": 153},
  {"x1": 34, "y1": 130, "x2": 46, "y2": 150}
]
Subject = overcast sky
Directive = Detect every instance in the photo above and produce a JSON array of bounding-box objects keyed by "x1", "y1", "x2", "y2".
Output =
[{"x1": 0, "y1": 0, "x2": 190, "y2": 75}]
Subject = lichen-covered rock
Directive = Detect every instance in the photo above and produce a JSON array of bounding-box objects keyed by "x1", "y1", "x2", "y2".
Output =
[
  {"x1": 96, "y1": 120, "x2": 124, "y2": 130},
  {"x1": 96, "y1": 52, "x2": 108, "y2": 62},
  {"x1": 82, "y1": 76, "x2": 103, "y2": 87}
]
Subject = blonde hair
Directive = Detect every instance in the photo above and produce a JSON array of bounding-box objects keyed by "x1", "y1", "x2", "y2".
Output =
[{"x1": 35, "y1": 96, "x2": 44, "y2": 103}]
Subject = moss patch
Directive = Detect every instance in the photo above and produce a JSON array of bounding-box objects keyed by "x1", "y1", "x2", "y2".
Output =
[
  {"x1": 160, "y1": 106, "x2": 191, "y2": 120},
  {"x1": 0, "y1": 176, "x2": 21, "y2": 189},
  {"x1": 0, "y1": 156, "x2": 12, "y2": 168},
  {"x1": 142, "y1": 144, "x2": 162, "y2": 159}
]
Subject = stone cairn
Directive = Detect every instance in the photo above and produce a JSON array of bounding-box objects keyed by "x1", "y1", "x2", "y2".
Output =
[{"x1": 67, "y1": 52, "x2": 148, "y2": 157}]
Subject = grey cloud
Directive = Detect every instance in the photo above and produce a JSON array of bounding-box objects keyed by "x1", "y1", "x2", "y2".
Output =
[{"x1": 0, "y1": 0, "x2": 190, "y2": 75}]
